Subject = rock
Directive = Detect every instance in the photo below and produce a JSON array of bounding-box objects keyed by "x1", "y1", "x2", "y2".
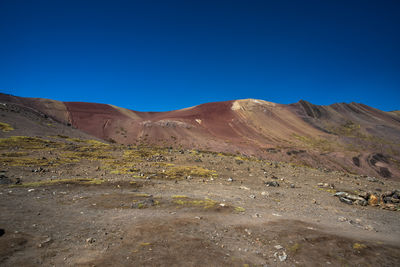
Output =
[
  {"x1": 235, "y1": 159, "x2": 243, "y2": 165},
  {"x1": 32, "y1": 167, "x2": 45, "y2": 173},
  {"x1": 344, "y1": 194, "x2": 364, "y2": 202},
  {"x1": 338, "y1": 216, "x2": 348, "y2": 222},
  {"x1": 0, "y1": 174, "x2": 13, "y2": 185},
  {"x1": 382, "y1": 204, "x2": 397, "y2": 211},
  {"x1": 391, "y1": 198, "x2": 399, "y2": 203},
  {"x1": 383, "y1": 197, "x2": 392, "y2": 203},
  {"x1": 358, "y1": 191, "x2": 369, "y2": 200},
  {"x1": 274, "y1": 245, "x2": 283, "y2": 250},
  {"x1": 131, "y1": 198, "x2": 155, "y2": 208},
  {"x1": 274, "y1": 250, "x2": 287, "y2": 261},
  {"x1": 366, "y1": 176, "x2": 378, "y2": 182},
  {"x1": 335, "y1": 192, "x2": 348, "y2": 197},
  {"x1": 38, "y1": 237, "x2": 52, "y2": 248},
  {"x1": 335, "y1": 192, "x2": 366, "y2": 205},
  {"x1": 0, "y1": 229, "x2": 4, "y2": 236},
  {"x1": 364, "y1": 225, "x2": 374, "y2": 231},
  {"x1": 279, "y1": 252, "x2": 287, "y2": 262},
  {"x1": 339, "y1": 197, "x2": 353, "y2": 205},
  {"x1": 239, "y1": 186, "x2": 250, "y2": 190},
  {"x1": 86, "y1": 237, "x2": 95, "y2": 244},
  {"x1": 290, "y1": 184, "x2": 295, "y2": 188},
  {"x1": 368, "y1": 194, "x2": 379, "y2": 206},
  {"x1": 346, "y1": 194, "x2": 365, "y2": 201},
  {"x1": 249, "y1": 195, "x2": 256, "y2": 199},
  {"x1": 354, "y1": 199, "x2": 368, "y2": 206},
  {"x1": 383, "y1": 191, "x2": 394, "y2": 197},
  {"x1": 265, "y1": 181, "x2": 279, "y2": 187},
  {"x1": 227, "y1": 177, "x2": 233, "y2": 182}
]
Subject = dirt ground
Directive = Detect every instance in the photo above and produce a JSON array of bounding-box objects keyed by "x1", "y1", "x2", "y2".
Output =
[{"x1": 0, "y1": 132, "x2": 399, "y2": 266}]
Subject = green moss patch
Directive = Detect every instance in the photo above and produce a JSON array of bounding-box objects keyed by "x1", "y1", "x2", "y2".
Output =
[{"x1": 0, "y1": 136, "x2": 64, "y2": 150}]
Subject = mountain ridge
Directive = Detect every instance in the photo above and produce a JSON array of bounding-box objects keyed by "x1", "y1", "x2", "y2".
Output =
[{"x1": 1, "y1": 93, "x2": 399, "y2": 180}]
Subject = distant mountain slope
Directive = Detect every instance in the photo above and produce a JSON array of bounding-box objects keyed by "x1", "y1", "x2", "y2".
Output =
[{"x1": 1, "y1": 93, "x2": 399, "y2": 179}]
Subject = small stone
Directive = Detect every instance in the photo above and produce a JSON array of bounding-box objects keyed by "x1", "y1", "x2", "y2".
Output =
[
  {"x1": 383, "y1": 191, "x2": 394, "y2": 197},
  {"x1": 364, "y1": 225, "x2": 374, "y2": 231},
  {"x1": 265, "y1": 181, "x2": 279, "y2": 187},
  {"x1": 339, "y1": 197, "x2": 353, "y2": 205},
  {"x1": 37, "y1": 237, "x2": 52, "y2": 248},
  {"x1": 338, "y1": 216, "x2": 348, "y2": 222},
  {"x1": 383, "y1": 197, "x2": 392, "y2": 203},
  {"x1": 382, "y1": 203, "x2": 397, "y2": 211},
  {"x1": 227, "y1": 178, "x2": 233, "y2": 182},
  {"x1": 274, "y1": 245, "x2": 283, "y2": 250},
  {"x1": 86, "y1": 237, "x2": 95, "y2": 244},
  {"x1": 244, "y1": 229, "x2": 252, "y2": 235},
  {"x1": 249, "y1": 195, "x2": 256, "y2": 199},
  {"x1": 354, "y1": 199, "x2": 368, "y2": 206},
  {"x1": 358, "y1": 191, "x2": 369, "y2": 200},
  {"x1": 279, "y1": 251, "x2": 287, "y2": 262},
  {"x1": 290, "y1": 184, "x2": 295, "y2": 188},
  {"x1": 368, "y1": 194, "x2": 379, "y2": 206}
]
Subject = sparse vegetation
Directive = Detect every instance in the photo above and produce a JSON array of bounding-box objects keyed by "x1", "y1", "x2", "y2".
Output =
[
  {"x1": 164, "y1": 165, "x2": 218, "y2": 179},
  {"x1": 234, "y1": 206, "x2": 245, "y2": 212},
  {"x1": 0, "y1": 122, "x2": 14, "y2": 132},
  {"x1": 10, "y1": 178, "x2": 104, "y2": 187},
  {"x1": 352, "y1": 243, "x2": 367, "y2": 250},
  {"x1": 173, "y1": 197, "x2": 218, "y2": 208},
  {"x1": 293, "y1": 134, "x2": 336, "y2": 152},
  {"x1": 0, "y1": 136, "x2": 64, "y2": 150}
]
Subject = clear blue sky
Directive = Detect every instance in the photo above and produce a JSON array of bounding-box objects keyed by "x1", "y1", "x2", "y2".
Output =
[{"x1": 1, "y1": 0, "x2": 399, "y2": 111}]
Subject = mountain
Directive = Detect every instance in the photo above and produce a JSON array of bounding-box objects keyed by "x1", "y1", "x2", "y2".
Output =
[{"x1": 1, "y1": 93, "x2": 399, "y2": 179}]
